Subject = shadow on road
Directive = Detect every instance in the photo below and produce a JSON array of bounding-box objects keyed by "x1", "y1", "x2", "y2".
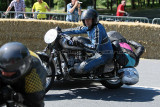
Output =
[{"x1": 45, "y1": 81, "x2": 160, "y2": 102}]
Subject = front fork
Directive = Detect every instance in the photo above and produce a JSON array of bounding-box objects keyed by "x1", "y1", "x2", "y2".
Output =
[{"x1": 50, "y1": 48, "x2": 68, "y2": 80}]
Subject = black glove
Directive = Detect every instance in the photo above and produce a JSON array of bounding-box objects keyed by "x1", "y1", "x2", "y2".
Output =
[
  {"x1": 13, "y1": 93, "x2": 24, "y2": 103},
  {"x1": 0, "y1": 92, "x2": 4, "y2": 105},
  {"x1": 55, "y1": 26, "x2": 62, "y2": 33},
  {"x1": 0, "y1": 86, "x2": 24, "y2": 103},
  {"x1": 0, "y1": 86, "x2": 14, "y2": 101}
]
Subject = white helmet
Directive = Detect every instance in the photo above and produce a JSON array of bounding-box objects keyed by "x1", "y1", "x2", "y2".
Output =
[{"x1": 118, "y1": 68, "x2": 139, "y2": 85}]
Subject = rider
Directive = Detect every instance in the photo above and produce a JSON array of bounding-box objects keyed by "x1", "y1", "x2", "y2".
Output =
[
  {"x1": 62, "y1": 9, "x2": 113, "y2": 74},
  {"x1": 0, "y1": 42, "x2": 46, "y2": 107},
  {"x1": 107, "y1": 31, "x2": 145, "y2": 85}
]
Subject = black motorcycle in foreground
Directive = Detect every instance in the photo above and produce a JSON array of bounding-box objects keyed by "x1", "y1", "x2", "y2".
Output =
[
  {"x1": 36, "y1": 27, "x2": 124, "y2": 93},
  {"x1": 0, "y1": 86, "x2": 26, "y2": 107},
  {"x1": 0, "y1": 100, "x2": 25, "y2": 107}
]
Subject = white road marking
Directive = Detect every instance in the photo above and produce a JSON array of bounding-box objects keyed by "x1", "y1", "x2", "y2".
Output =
[{"x1": 123, "y1": 85, "x2": 160, "y2": 91}]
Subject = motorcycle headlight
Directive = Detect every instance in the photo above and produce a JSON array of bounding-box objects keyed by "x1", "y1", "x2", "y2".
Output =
[{"x1": 44, "y1": 29, "x2": 58, "y2": 44}]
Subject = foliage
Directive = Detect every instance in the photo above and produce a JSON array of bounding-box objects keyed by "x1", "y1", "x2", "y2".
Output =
[
  {"x1": 53, "y1": 0, "x2": 93, "y2": 10},
  {"x1": 25, "y1": 0, "x2": 35, "y2": 8},
  {"x1": 54, "y1": 0, "x2": 65, "y2": 10},
  {"x1": 0, "y1": 2, "x2": 8, "y2": 11},
  {"x1": 80, "y1": 0, "x2": 93, "y2": 8},
  {"x1": 0, "y1": 0, "x2": 12, "y2": 11}
]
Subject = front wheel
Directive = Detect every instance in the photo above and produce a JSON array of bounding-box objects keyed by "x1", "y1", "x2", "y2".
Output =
[
  {"x1": 39, "y1": 55, "x2": 55, "y2": 93},
  {"x1": 100, "y1": 78, "x2": 123, "y2": 89}
]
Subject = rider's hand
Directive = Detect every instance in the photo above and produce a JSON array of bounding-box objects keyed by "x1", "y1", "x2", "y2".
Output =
[
  {"x1": 0, "y1": 86, "x2": 13, "y2": 101},
  {"x1": 55, "y1": 26, "x2": 62, "y2": 33},
  {"x1": 73, "y1": 37, "x2": 85, "y2": 47},
  {"x1": 75, "y1": 40, "x2": 84, "y2": 47},
  {"x1": 0, "y1": 91, "x2": 4, "y2": 104},
  {"x1": 72, "y1": 37, "x2": 83, "y2": 46},
  {"x1": 13, "y1": 93, "x2": 24, "y2": 103}
]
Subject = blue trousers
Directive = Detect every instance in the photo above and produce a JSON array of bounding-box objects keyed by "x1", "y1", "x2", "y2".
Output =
[{"x1": 81, "y1": 52, "x2": 113, "y2": 73}]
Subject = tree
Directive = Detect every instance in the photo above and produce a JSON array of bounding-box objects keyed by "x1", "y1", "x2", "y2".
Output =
[
  {"x1": 50, "y1": 0, "x2": 54, "y2": 8},
  {"x1": 105, "y1": 0, "x2": 113, "y2": 11},
  {"x1": 107, "y1": 0, "x2": 109, "y2": 9},
  {"x1": 92, "y1": 0, "x2": 97, "y2": 9},
  {"x1": 0, "y1": 0, "x2": 12, "y2": 11},
  {"x1": 110, "y1": 0, "x2": 113, "y2": 11},
  {"x1": 31, "y1": 0, "x2": 35, "y2": 6},
  {"x1": 147, "y1": 0, "x2": 150, "y2": 6},
  {"x1": 152, "y1": 0, "x2": 155, "y2": 6},
  {"x1": 131, "y1": 0, "x2": 136, "y2": 9},
  {"x1": 64, "y1": 0, "x2": 70, "y2": 12},
  {"x1": 44, "y1": 0, "x2": 54, "y2": 8}
]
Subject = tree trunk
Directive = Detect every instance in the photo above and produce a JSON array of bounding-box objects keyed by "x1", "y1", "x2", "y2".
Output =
[
  {"x1": 47, "y1": 0, "x2": 54, "y2": 8},
  {"x1": 92, "y1": 0, "x2": 97, "y2": 10},
  {"x1": 131, "y1": 0, "x2": 136, "y2": 9},
  {"x1": 107, "y1": 0, "x2": 109, "y2": 9},
  {"x1": 110, "y1": 0, "x2": 113, "y2": 11},
  {"x1": 50, "y1": 0, "x2": 54, "y2": 8},
  {"x1": 138, "y1": 0, "x2": 140, "y2": 7},
  {"x1": 7, "y1": 0, "x2": 10, "y2": 5},
  {"x1": 64, "y1": 0, "x2": 70, "y2": 12},
  {"x1": 32, "y1": 0, "x2": 35, "y2": 6},
  {"x1": 152, "y1": 0, "x2": 155, "y2": 5},
  {"x1": 116, "y1": 0, "x2": 119, "y2": 7},
  {"x1": 147, "y1": 0, "x2": 150, "y2": 6}
]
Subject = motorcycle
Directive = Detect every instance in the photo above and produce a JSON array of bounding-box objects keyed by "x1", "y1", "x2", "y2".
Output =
[
  {"x1": 0, "y1": 86, "x2": 26, "y2": 107},
  {"x1": 36, "y1": 27, "x2": 124, "y2": 93},
  {"x1": 0, "y1": 101, "x2": 26, "y2": 107}
]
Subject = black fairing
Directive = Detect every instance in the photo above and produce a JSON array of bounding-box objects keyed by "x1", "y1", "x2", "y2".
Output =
[
  {"x1": 59, "y1": 36, "x2": 92, "y2": 51},
  {"x1": 73, "y1": 36, "x2": 91, "y2": 44},
  {"x1": 59, "y1": 38, "x2": 83, "y2": 51},
  {"x1": 107, "y1": 31, "x2": 127, "y2": 43}
]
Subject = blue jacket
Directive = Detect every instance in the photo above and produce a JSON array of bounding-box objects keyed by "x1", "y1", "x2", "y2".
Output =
[{"x1": 62, "y1": 23, "x2": 113, "y2": 55}]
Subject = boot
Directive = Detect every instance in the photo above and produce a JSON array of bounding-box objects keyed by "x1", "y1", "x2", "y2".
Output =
[{"x1": 73, "y1": 63, "x2": 83, "y2": 74}]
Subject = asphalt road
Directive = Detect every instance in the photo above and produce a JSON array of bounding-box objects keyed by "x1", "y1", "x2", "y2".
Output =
[{"x1": 44, "y1": 59, "x2": 160, "y2": 107}]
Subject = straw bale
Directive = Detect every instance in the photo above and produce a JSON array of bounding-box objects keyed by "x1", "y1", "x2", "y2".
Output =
[{"x1": 0, "y1": 19, "x2": 160, "y2": 59}]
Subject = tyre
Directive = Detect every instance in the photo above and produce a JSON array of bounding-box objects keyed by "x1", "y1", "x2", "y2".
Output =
[
  {"x1": 100, "y1": 79, "x2": 123, "y2": 89},
  {"x1": 39, "y1": 55, "x2": 55, "y2": 93}
]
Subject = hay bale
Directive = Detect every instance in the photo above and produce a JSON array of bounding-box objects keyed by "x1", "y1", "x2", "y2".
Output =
[{"x1": 0, "y1": 19, "x2": 160, "y2": 59}]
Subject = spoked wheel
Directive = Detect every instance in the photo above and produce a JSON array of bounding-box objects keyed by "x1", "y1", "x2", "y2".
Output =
[
  {"x1": 39, "y1": 55, "x2": 55, "y2": 93},
  {"x1": 100, "y1": 78, "x2": 123, "y2": 89}
]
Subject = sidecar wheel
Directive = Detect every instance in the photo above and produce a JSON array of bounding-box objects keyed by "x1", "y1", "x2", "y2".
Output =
[
  {"x1": 39, "y1": 55, "x2": 55, "y2": 93},
  {"x1": 100, "y1": 79, "x2": 123, "y2": 89}
]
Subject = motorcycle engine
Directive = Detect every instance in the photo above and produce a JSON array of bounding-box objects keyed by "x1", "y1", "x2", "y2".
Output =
[
  {"x1": 68, "y1": 55, "x2": 75, "y2": 67},
  {"x1": 67, "y1": 50, "x2": 84, "y2": 67},
  {"x1": 103, "y1": 61, "x2": 115, "y2": 73}
]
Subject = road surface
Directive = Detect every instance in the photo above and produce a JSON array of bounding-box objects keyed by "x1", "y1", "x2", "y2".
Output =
[{"x1": 45, "y1": 59, "x2": 160, "y2": 107}]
